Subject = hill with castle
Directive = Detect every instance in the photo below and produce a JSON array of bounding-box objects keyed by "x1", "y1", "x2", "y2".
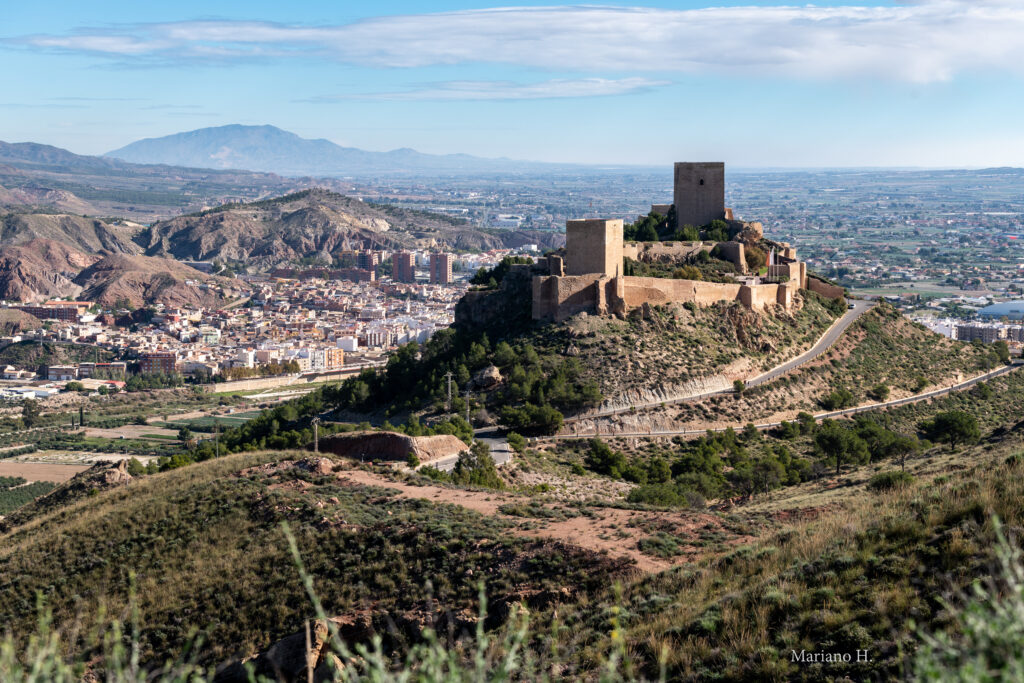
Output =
[{"x1": 0, "y1": 162, "x2": 1018, "y2": 682}]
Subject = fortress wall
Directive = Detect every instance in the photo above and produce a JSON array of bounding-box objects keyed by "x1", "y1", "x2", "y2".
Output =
[
  {"x1": 536, "y1": 272, "x2": 796, "y2": 320},
  {"x1": 777, "y1": 283, "x2": 795, "y2": 309},
  {"x1": 714, "y1": 241, "x2": 747, "y2": 273},
  {"x1": 767, "y1": 262, "x2": 802, "y2": 283},
  {"x1": 806, "y1": 276, "x2": 846, "y2": 300},
  {"x1": 740, "y1": 283, "x2": 780, "y2": 310},
  {"x1": 532, "y1": 273, "x2": 604, "y2": 321},
  {"x1": 621, "y1": 276, "x2": 742, "y2": 309},
  {"x1": 622, "y1": 241, "x2": 708, "y2": 262}
]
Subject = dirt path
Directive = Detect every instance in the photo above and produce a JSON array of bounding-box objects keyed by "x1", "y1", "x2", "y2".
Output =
[{"x1": 340, "y1": 469, "x2": 750, "y2": 573}]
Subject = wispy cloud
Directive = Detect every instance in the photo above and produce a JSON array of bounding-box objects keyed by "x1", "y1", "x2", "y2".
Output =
[
  {"x1": 11, "y1": 1, "x2": 1024, "y2": 83},
  {"x1": 302, "y1": 77, "x2": 669, "y2": 102}
]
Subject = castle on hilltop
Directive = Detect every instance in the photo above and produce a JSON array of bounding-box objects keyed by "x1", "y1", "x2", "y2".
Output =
[{"x1": 531, "y1": 162, "x2": 843, "y2": 321}]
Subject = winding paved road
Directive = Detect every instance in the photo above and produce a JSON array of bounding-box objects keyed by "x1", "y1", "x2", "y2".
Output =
[
  {"x1": 564, "y1": 299, "x2": 874, "y2": 423},
  {"x1": 746, "y1": 299, "x2": 873, "y2": 387}
]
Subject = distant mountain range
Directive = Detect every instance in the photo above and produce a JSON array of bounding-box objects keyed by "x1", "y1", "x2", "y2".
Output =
[
  {"x1": 0, "y1": 139, "x2": 319, "y2": 221},
  {"x1": 105, "y1": 124, "x2": 576, "y2": 177}
]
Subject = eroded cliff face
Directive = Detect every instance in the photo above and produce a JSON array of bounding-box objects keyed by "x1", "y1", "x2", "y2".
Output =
[{"x1": 317, "y1": 431, "x2": 467, "y2": 465}]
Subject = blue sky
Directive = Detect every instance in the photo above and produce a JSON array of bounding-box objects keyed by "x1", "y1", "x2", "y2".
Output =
[{"x1": 2, "y1": 0, "x2": 1023, "y2": 167}]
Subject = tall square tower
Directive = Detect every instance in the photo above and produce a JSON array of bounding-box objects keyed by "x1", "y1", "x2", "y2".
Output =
[
  {"x1": 673, "y1": 162, "x2": 725, "y2": 228},
  {"x1": 565, "y1": 219, "x2": 623, "y2": 277}
]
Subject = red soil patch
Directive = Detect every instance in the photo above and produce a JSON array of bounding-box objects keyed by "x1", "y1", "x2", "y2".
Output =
[{"x1": 338, "y1": 469, "x2": 750, "y2": 573}]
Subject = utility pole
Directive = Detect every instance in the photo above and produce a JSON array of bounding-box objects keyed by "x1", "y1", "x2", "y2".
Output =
[
  {"x1": 311, "y1": 416, "x2": 320, "y2": 453},
  {"x1": 214, "y1": 419, "x2": 220, "y2": 459},
  {"x1": 445, "y1": 371, "x2": 453, "y2": 413}
]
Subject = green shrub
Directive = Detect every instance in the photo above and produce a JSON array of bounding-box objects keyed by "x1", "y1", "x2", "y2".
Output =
[{"x1": 868, "y1": 470, "x2": 914, "y2": 492}]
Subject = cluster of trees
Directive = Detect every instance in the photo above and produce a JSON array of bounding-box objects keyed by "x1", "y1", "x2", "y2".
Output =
[
  {"x1": 125, "y1": 373, "x2": 184, "y2": 392},
  {"x1": 470, "y1": 256, "x2": 534, "y2": 288},
  {"x1": 219, "y1": 361, "x2": 301, "y2": 381},
  {"x1": 745, "y1": 245, "x2": 767, "y2": 271},
  {"x1": 601, "y1": 409, "x2": 981, "y2": 509},
  {"x1": 63, "y1": 381, "x2": 121, "y2": 396},
  {"x1": 623, "y1": 213, "x2": 738, "y2": 245},
  {"x1": 420, "y1": 441, "x2": 504, "y2": 489},
  {"x1": 623, "y1": 212, "x2": 671, "y2": 242},
  {"x1": 820, "y1": 387, "x2": 857, "y2": 410},
  {"x1": 322, "y1": 331, "x2": 600, "y2": 435},
  {"x1": 620, "y1": 426, "x2": 811, "y2": 507},
  {"x1": 974, "y1": 339, "x2": 1011, "y2": 370}
]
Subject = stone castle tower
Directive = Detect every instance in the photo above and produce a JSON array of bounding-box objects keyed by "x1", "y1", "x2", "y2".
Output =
[
  {"x1": 673, "y1": 162, "x2": 725, "y2": 228},
  {"x1": 565, "y1": 218, "x2": 623, "y2": 277}
]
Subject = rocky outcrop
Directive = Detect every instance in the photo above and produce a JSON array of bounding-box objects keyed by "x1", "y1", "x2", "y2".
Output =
[
  {"x1": 0, "y1": 238, "x2": 97, "y2": 302},
  {"x1": 590, "y1": 375, "x2": 732, "y2": 414},
  {"x1": 470, "y1": 364, "x2": 502, "y2": 390},
  {"x1": 0, "y1": 212, "x2": 140, "y2": 255},
  {"x1": 214, "y1": 615, "x2": 366, "y2": 683},
  {"x1": 0, "y1": 460, "x2": 133, "y2": 532},
  {"x1": 317, "y1": 431, "x2": 467, "y2": 464},
  {"x1": 454, "y1": 263, "x2": 542, "y2": 334},
  {"x1": 214, "y1": 607, "x2": 478, "y2": 683}
]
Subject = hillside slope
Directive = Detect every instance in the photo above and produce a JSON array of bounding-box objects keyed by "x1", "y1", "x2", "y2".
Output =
[
  {"x1": 0, "y1": 212, "x2": 139, "y2": 254},
  {"x1": 3, "y1": 375, "x2": 1024, "y2": 679},
  {"x1": 0, "y1": 453, "x2": 631, "y2": 670},
  {"x1": 566, "y1": 303, "x2": 995, "y2": 435},
  {"x1": 73, "y1": 254, "x2": 238, "y2": 307},
  {"x1": 138, "y1": 189, "x2": 561, "y2": 269},
  {"x1": 0, "y1": 308, "x2": 41, "y2": 335},
  {"x1": 0, "y1": 238, "x2": 97, "y2": 302}
]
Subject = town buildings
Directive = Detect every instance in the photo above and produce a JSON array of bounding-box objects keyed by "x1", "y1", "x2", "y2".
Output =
[
  {"x1": 430, "y1": 252, "x2": 453, "y2": 285},
  {"x1": 393, "y1": 252, "x2": 416, "y2": 283}
]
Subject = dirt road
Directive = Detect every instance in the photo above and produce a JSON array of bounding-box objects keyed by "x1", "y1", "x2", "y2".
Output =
[{"x1": 340, "y1": 469, "x2": 750, "y2": 573}]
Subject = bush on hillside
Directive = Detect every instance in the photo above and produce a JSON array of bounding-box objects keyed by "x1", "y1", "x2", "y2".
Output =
[{"x1": 867, "y1": 470, "x2": 914, "y2": 492}]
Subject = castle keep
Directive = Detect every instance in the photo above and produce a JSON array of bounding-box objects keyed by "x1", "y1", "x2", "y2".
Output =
[
  {"x1": 532, "y1": 163, "x2": 841, "y2": 322},
  {"x1": 673, "y1": 162, "x2": 726, "y2": 227}
]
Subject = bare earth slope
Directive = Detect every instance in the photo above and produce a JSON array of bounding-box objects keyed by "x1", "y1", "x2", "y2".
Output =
[
  {"x1": 138, "y1": 188, "x2": 562, "y2": 269},
  {"x1": 0, "y1": 212, "x2": 140, "y2": 254},
  {"x1": 0, "y1": 238, "x2": 98, "y2": 302},
  {"x1": 73, "y1": 254, "x2": 237, "y2": 307}
]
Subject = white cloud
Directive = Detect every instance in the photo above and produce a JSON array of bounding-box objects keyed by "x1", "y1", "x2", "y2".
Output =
[
  {"x1": 305, "y1": 77, "x2": 670, "y2": 101},
  {"x1": 13, "y1": 1, "x2": 1024, "y2": 83}
]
